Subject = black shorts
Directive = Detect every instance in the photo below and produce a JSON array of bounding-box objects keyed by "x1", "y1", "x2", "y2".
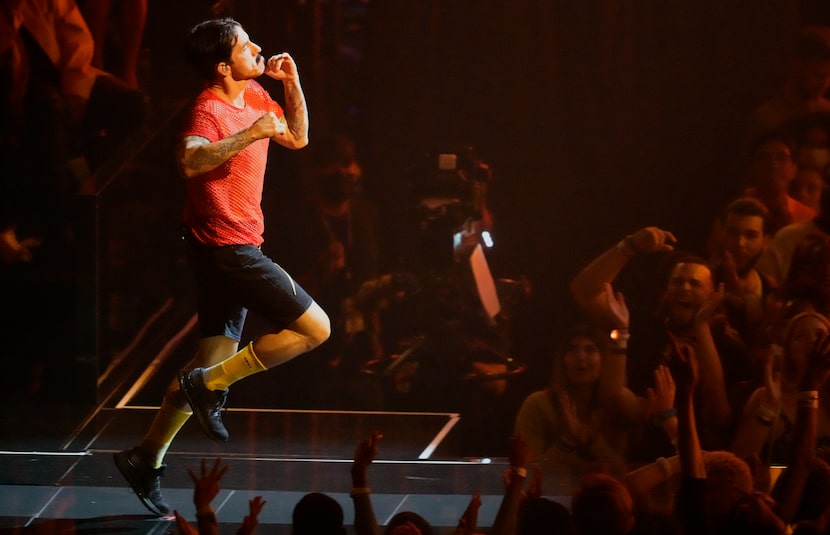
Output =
[{"x1": 185, "y1": 232, "x2": 313, "y2": 341}]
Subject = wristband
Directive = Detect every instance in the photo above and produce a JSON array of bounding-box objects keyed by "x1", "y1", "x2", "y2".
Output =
[
  {"x1": 798, "y1": 391, "x2": 819, "y2": 409},
  {"x1": 652, "y1": 407, "x2": 678, "y2": 426},
  {"x1": 350, "y1": 487, "x2": 371, "y2": 497},
  {"x1": 610, "y1": 329, "x2": 631, "y2": 351},
  {"x1": 511, "y1": 466, "x2": 527, "y2": 478},
  {"x1": 757, "y1": 405, "x2": 778, "y2": 425}
]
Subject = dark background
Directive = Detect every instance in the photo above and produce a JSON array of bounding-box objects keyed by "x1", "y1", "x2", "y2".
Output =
[{"x1": 9, "y1": 0, "x2": 830, "y2": 406}]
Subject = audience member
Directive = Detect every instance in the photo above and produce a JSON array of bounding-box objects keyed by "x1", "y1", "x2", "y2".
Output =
[
  {"x1": 741, "y1": 130, "x2": 816, "y2": 235},
  {"x1": 489, "y1": 432, "x2": 534, "y2": 535},
  {"x1": 173, "y1": 457, "x2": 265, "y2": 535},
  {"x1": 708, "y1": 197, "x2": 779, "y2": 352},
  {"x1": 743, "y1": 25, "x2": 830, "y2": 155},
  {"x1": 513, "y1": 322, "x2": 634, "y2": 485},
  {"x1": 516, "y1": 496, "x2": 574, "y2": 535},
  {"x1": 766, "y1": 329, "x2": 830, "y2": 530},
  {"x1": 570, "y1": 472, "x2": 636, "y2": 535},
  {"x1": 570, "y1": 226, "x2": 739, "y2": 455},
  {"x1": 77, "y1": 0, "x2": 147, "y2": 89},
  {"x1": 792, "y1": 112, "x2": 830, "y2": 175},
  {"x1": 668, "y1": 333, "x2": 787, "y2": 535},
  {"x1": 732, "y1": 312, "x2": 830, "y2": 470},
  {"x1": 293, "y1": 492, "x2": 347, "y2": 535},
  {"x1": 0, "y1": 0, "x2": 148, "y2": 262},
  {"x1": 352, "y1": 430, "x2": 482, "y2": 535},
  {"x1": 779, "y1": 233, "x2": 830, "y2": 318},
  {"x1": 755, "y1": 173, "x2": 830, "y2": 284},
  {"x1": 791, "y1": 166, "x2": 825, "y2": 213}
]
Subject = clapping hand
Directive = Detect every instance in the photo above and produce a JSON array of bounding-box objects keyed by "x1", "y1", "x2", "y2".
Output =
[{"x1": 646, "y1": 365, "x2": 676, "y2": 419}]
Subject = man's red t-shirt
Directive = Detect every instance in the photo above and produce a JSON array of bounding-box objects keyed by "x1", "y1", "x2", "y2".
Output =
[{"x1": 180, "y1": 80, "x2": 284, "y2": 247}]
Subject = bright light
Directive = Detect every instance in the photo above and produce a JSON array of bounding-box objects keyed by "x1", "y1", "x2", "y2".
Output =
[{"x1": 481, "y1": 231, "x2": 494, "y2": 248}]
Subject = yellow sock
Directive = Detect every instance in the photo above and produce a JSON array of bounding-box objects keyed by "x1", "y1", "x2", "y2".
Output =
[
  {"x1": 139, "y1": 397, "x2": 191, "y2": 468},
  {"x1": 203, "y1": 342, "x2": 267, "y2": 391}
]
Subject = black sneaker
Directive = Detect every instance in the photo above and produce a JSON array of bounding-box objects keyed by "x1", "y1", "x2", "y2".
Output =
[
  {"x1": 178, "y1": 368, "x2": 230, "y2": 442},
  {"x1": 113, "y1": 448, "x2": 171, "y2": 516}
]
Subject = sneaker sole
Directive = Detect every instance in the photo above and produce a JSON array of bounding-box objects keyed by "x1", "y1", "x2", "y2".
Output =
[
  {"x1": 113, "y1": 451, "x2": 170, "y2": 517},
  {"x1": 178, "y1": 371, "x2": 229, "y2": 442}
]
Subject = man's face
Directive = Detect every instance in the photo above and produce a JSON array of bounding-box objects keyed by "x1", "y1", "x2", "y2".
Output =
[
  {"x1": 663, "y1": 262, "x2": 714, "y2": 328},
  {"x1": 722, "y1": 213, "x2": 767, "y2": 275},
  {"x1": 791, "y1": 167, "x2": 825, "y2": 212},
  {"x1": 749, "y1": 140, "x2": 797, "y2": 196},
  {"x1": 226, "y1": 27, "x2": 265, "y2": 80},
  {"x1": 795, "y1": 58, "x2": 830, "y2": 100}
]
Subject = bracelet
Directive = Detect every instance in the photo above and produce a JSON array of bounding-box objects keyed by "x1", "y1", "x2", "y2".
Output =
[
  {"x1": 610, "y1": 329, "x2": 631, "y2": 351},
  {"x1": 616, "y1": 236, "x2": 638, "y2": 258},
  {"x1": 757, "y1": 405, "x2": 778, "y2": 424},
  {"x1": 349, "y1": 487, "x2": 371, "y2": 497},
  {"x1": 756, "y1": 414, "x2": 773, "y2": 426},
  {"x1": 652, "y1": 407, "x2": 678, "y2": 426},
  {"x1": 798, "y1": 390, "x2": 819, "y2": 409},
  {"x1": 511, "y1": 466, "x2": 527, "y2": 478}
]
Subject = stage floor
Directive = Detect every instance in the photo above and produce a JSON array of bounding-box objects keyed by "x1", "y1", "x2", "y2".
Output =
[
  {"x1": 0, "y1": 403, "x2": 519, "y2": 534},
  {"x1": 0, "y1": 325, "x2": 559, "y2": 535}
]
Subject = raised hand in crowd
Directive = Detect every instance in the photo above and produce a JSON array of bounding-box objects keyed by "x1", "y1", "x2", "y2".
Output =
[
  {"x1": 491, "y1": 432, "x2": 531, "y2": 535},
  {"x1": 772, "y1": 332, "x2": 830, "y2": 524},
  {"x1": 646, "y1": 364, "x2": 678, "y2": 446},
  {"x1": 454, "y1": 491, "x2": 482, "y2": 535},
  {"x1": 352, "y1": 431, "x2": 382, "y2": 535},
  {"x1": 237, "y1": 496, "x2": 267, "y2": 535}
]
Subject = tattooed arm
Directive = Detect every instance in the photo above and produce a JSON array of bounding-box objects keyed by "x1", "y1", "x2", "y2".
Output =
[
  {"x1": 177, "y1": 105, "x2": 285, "y2": 178},
  {"x1": 264, "y1": 52, "x2": 308, "y2": 149},
  {"x1": 178, "y1": 132, "x2": 254, "y2": 179}
]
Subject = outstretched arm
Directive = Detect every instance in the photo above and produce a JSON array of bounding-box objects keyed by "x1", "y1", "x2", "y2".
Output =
[
  {"x1": 570, "y1": 227, "x2": 676, "y2": 326},
  {"x1": 188, "y1": 457, "x2": 229, "y2": 535},
  {"x1": 491, "y1": 433, "x2": 531, "y2": 535},
  {"x1": 691, "y1": 283, "x2": 733, "y2": 438},
  {"x1": 771, "y1": 334, "x2": 830, "y2": 523},
  {"x1": 351, "y1": 431, "x2": 382, "y2": 535}
]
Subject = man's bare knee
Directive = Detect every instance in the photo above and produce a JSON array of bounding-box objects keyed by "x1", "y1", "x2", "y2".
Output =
[{"x1": 292, "y1": 301, "x2": 331, "y2": 349}]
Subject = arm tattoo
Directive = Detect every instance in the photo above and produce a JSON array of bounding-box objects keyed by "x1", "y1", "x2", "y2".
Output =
[
  {"x1": 283, "y1": 83, "x2": 308, "y2": 141},
  {"x1": 181, "y1": 132, "x2": 253, "y2": 176}
]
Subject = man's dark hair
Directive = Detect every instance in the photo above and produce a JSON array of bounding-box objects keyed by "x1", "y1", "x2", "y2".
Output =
[
  {"x1": 723, "y1": 197, "x2": 771, "y2": 235},
  {"x1": 185, "y1": 18, "x2": 242, "y2": 81},
  {"x1": 292, "y1": 492, "x2": 345, "y2": 535},
  {"x1": 748, "y1": 129, "x2": 796, "y2": 160}
]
